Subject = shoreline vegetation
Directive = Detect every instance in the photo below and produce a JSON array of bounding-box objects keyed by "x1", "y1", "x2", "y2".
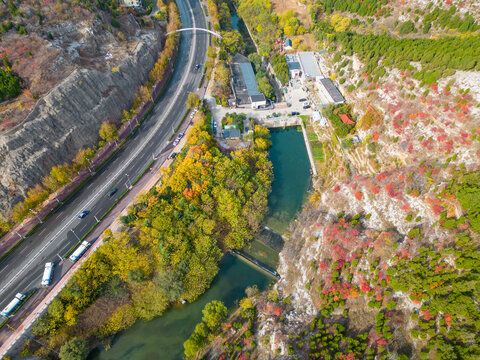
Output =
[{"x1": 26, "y1": 105, "x2": 273, "y2": 358}]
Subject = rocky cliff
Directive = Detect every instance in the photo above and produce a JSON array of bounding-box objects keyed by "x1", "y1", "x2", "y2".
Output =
[{"x1": 0, "y1": 27, "x2": 162, "y2": 215}]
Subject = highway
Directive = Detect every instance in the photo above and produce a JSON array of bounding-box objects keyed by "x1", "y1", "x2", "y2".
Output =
[{"x1": 0, "y1": 0, "x2": 208, "y2": 315}]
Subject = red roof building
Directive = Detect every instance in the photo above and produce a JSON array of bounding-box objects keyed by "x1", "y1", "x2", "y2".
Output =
[{"x1": 339, "y1": 113, "x2": 355, "y2": 125}]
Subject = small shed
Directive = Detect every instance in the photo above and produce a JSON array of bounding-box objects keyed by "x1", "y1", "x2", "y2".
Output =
[
  {"x1": 284, "y1": 38, "x2": 293, "y2": 50},
  {"x1": 224, "y1": 128, "x2": 241, "y2": 139},
  {"x1": 251, "y1": 94, "x2": 267, "y2": 109}
]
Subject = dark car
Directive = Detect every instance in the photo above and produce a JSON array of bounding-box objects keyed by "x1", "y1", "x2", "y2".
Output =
[
  {"x1": 299, "y1": 98, "x2": 307, "y2": 102},
  {"x1": 303, "y1": 104, "x2": 310, "y2": 109},
  {"x1": 291, "y1": 111, "x2": 300, "y2": 116},
  {"x1": 195, "y1": 64, "x2": 200, "y2": 70},
  {"x1": 108, "y1": 188, "x2": 118, "y2": 197},
  {"x1": 78, "y1": 210, "x2": 89, "y2": 219},
  {"x1": 168, "y1": 152, "x2": 178, "y2": 160}
]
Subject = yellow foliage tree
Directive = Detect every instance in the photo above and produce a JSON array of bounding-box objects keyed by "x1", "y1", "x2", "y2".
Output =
[{"x1": 330, "y1": 14, "x2": 351, "y2": 32}]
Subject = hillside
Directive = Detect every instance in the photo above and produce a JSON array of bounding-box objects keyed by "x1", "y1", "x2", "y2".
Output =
[
  {"x1": 0, "y1": 0, "x2": 163, "y2": 217},
  {"x1": 186, "y1": 0, "x2": 480, "y2": 359}
]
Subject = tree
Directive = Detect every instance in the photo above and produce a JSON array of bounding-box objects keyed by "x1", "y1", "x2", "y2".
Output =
[
  {"x1": 186, "y1": 92, "x2": 200, "y2": 109},
  {"x1": 0, "y1": 68, "x2": 21, "y2": 101},
  {"x1": 99, "y1": 121, "x2": 118, "y2": 142},
  {"x1": 138, "y1": 85, "x2": 152, "y2": 103},
  {"x1": 183, "y1": 331, "x2": 205, "y2": 357},
  {"x1": 398, "y1": 20, "x2": 416, "y2": 34},
  {"x1": 59, "y1": 338, "x2": 89, "y2": 360},
  {"x1": 202, "y1": 300, "x2": 228, "y2": 330},
  {"x1": 221, "y1": 31, "x2": 244, "y2": 54},
  {"x1": 73, "y1": 148, "x2": 94, "y2": 169},
  {"x1": 257, "y1": 75, "x2": 274, "y2": 99},
  {"x1": 50, "y1": 164, "x2": 73, "y2": 185}
]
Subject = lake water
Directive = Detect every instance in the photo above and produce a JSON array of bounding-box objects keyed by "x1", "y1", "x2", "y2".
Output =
[
  {"x1": 264, "y1": 126, "x2": 312, "y2": 233},
  {"x1": 89, "y1": 127, "x2": 311, "y2": 359},
  {"x1": 88, "y1": 255, "x2": 273, "y2": 360}
]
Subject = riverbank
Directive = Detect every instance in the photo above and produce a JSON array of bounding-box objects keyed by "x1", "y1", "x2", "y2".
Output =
[{"x1": 88, "y1": 254, "x2": 272, "y2": 360}]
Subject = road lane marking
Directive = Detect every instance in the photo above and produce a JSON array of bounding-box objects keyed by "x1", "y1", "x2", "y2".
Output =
[{"x1": 0, "y1": 0, "x2": 199, "y2": 298}]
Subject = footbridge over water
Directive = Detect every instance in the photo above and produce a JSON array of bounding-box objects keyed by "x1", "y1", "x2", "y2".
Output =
[{"x1": 166, "y1": 28, "x2": 222, "y2": 38}]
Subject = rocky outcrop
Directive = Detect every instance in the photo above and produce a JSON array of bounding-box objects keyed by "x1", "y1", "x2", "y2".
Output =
[{"x1": 0, "y1": 27, "x2": 163, "y2": 215}]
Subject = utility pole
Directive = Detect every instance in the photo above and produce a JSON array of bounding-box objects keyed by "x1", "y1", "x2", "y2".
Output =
[
  {"x1": 29, "y1": 209, "x2": 43, "y2": 223},
  {"x1": 12, "y1": 231, "x2": 23, "y2": 240},
  {"x1": 70, "y1": 228, "x2": 81, "y2": 242}
]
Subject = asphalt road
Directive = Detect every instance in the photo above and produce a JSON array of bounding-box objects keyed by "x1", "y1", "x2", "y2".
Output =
[{"x1": 0, "y1": 0, "x2": 208, "y2": 314}]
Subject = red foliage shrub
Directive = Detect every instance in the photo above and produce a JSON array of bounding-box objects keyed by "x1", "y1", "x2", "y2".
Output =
[{"x1": 355, "y1": 191, "x2": 363, "y2": 200}]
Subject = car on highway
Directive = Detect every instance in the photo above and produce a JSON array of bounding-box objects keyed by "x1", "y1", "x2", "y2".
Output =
[
  {"x1": 78, "y1": 210, "x2": 89, "y2": 219},
  {"x1": 108, "y1": 188, "x2": 118, "y2": 197},
  {"x1": 195, "y1": 64, "x2": 200, "y2": 70}
]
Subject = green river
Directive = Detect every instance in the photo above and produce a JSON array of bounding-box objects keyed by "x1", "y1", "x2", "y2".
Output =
[{"x1": 89, "y1": 127, "x2": 311, "y2": 359}]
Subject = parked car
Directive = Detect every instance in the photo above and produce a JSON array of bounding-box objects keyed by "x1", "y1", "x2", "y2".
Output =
[
  {"x1": 168, "y1": 152, "x2": 178, "y2": 160},
  {"x1": 108, "y1": 188, "x2": 118, "y2": 197},
  {"x1": 291, "y1": 111, "x2": 300, "y2": 116},
  {"x1": 303, "y1": 104, "x2": 311, "y2": 109},
  {"x1": 173, "y1": 138, "x2": 180, "y2": 146},
  {"x1": 78, "y1": 210, "x2": 89, "y2": 219},
  {"x1": 299, "y1": 98, "x2": 307, "y2": 102}
]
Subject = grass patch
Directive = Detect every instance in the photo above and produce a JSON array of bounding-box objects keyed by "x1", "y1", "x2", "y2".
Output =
[
  {"x1": 242, "y1": 239, "x2": 279, "y2": 270},
  {"x1": 308, "y1": 132, "x2": 318, "y2": 141},
  {"x1": 0, "y1": 317, "x2": 9, "y2": 330},
  {"x1": 311, "y1": 141, "x2": 324, "y2": 162}
]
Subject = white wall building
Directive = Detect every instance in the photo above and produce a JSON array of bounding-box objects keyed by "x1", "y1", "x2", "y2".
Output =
[{"x1": 123, "y1": 0, "x2": 142, "y2": 8}]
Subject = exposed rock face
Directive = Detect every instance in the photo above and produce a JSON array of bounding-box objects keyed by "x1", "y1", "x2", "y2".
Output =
[{"x1": 0, "y1": 28, "x2": 162, "y2": 215}]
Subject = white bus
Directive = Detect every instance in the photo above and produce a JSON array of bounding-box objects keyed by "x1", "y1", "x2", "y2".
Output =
[
  {"x1": 69, "y1": 241, "x2": 90, "y2": 262},
  {"x1": 1, "y1": 293, "x2": 26, "y2": 317},
  {"x1": 41, "y1": 262, "x2": 54, "y2": 287}
]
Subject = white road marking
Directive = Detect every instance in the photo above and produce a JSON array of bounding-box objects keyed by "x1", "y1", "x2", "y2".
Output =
[{"x1": 0, "y1": 1, "x2": 198, "y2": 298}]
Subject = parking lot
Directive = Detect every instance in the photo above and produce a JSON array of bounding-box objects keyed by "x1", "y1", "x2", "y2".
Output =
[{"x1": 207, "y1": 86, "x2": 315, "y2": 134}]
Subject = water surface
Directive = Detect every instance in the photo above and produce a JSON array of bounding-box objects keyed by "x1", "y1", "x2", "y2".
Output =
[
  {"x1": 264, "y1": 126, "x2": 312, "y2": 233},
  {"x1": 88, "y1": 255, "x2": 272, "y2": 360}
]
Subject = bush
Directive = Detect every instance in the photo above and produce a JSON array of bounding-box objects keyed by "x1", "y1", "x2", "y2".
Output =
[
  {"x1": 59, "y1": 338, "x2": 89, "y2": 360},
  {"x1": 0, "y1": 68, "x2": 21, "y2": 101},
  {"x1": 399, "y1": 20, "x2": 416, "y2": 34},
  {"x1": 111, "y1": 18, "x2": 121, "y2": 28}
]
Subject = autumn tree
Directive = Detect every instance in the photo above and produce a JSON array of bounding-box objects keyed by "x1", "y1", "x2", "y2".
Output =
[
  {"x1": 221, "y1": 31, "x2": 244, "y2": 54},
  {"x1": 186, "y1": 92, "x2": 200, "y2": 109},
  {"x1": 73, "y1": 148, "x2": 95, "y2": 170},
  {"x1": 99, "y1": 121, "x2": 118, "y2": 142}
]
